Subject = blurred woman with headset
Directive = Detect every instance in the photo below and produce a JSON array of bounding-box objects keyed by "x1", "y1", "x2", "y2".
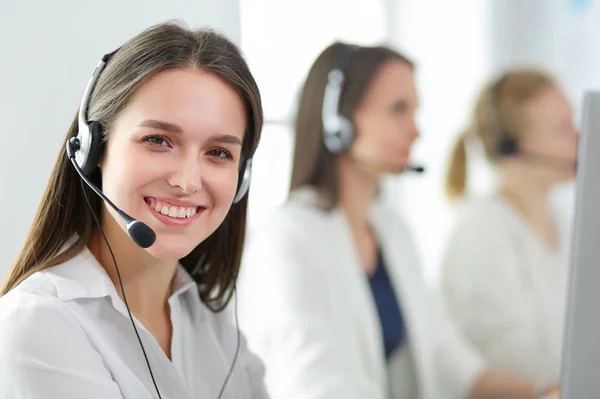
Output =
[
  {"x1": 235, "y1": 43, "x2": 560, "y2": 399},
  {"x1": 0, "y1": 21, "x2": 269, "y2": 398},
  {"x1": 441, "y1": 69, "x2": 578, "y2": 393}
]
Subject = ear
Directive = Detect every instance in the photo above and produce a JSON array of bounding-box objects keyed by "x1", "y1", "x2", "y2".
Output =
[
  {"x1": 352, "y1": 106, "x2": 366, "y2": 135},
  {"x1": 96, "y1": 132, "x2": 107, "y2": 169}
]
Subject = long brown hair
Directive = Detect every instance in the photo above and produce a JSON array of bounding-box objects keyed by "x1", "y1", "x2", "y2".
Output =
[
  {"x1": 2, "y1": 21, "x2": 263, "y2": 312},
  {"x1": 444, "y1": 68, "x2": 555, "y2": 202},
  {"x1": 290, "y1": 42, "x2": 414, "y2": 209}
]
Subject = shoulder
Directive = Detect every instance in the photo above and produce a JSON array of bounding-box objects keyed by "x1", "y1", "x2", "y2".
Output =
[
  {"x1": 238, "y1": 189, "x2": 339, "y2": 310},
  {"x1": 246, "y1": 187, "x2": 341, "y2": 249},
  {"x1": 0, "y1": 248, "x2": 108, "y2": 347},
  {"x1": 0, "y1": 252, "x2": 91, "y2": 336},
  {"x1": 450, "y1": 195, "x2": 516, "y2": 237},
  {"x1": 0, "y1": 283, "x2": 82, "y2": 361},
  {"x1": 0, "y1": 267, "x2": 63, "y2": 310},
  {"x1": 456, "y1": 194, "x2": 507, "y2": 220}
]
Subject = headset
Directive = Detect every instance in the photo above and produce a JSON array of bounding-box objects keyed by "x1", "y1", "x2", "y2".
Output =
[
  {"x1": 66, "y1": 48, "x2": 246, "y2": 399},
  {"x1": 71, "y1": 49, "x2": 253, "y2": 206},
  {"x1": 489, "y1": 73, "x2": 520, "y2": 157},
  {"x1": 321, "y1": 43, "x2": 425, "y2": 173},
  {"x1": 489, "y1": 73, "x2": 577, "y2": 172},
  {"x1": 322, "y1": 44, "x2": 361, "y2": 154}
]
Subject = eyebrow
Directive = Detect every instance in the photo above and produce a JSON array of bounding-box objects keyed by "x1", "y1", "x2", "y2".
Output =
[
  {"x1": 137, "y1": 119, "x2": 242, "y2": 146},
  {"x1": 207, "y1": 134, "x2": 242, "y2": 146},
  {"x1": 137, "y1": 119, "x2": 183, "y2": 133}
]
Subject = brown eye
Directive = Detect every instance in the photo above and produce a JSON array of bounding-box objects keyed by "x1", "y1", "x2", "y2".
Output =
[
  {"x1": 143, "y1": 135, "x2": 169, "y2": 146},
  {"x1": 207, "y1": 148, "x2": 233, "y2": 159}
]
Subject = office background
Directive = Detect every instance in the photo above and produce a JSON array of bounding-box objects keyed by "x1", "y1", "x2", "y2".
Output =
[{"x1": 1, "y1": 0, "x2": 597, "y2": 283}]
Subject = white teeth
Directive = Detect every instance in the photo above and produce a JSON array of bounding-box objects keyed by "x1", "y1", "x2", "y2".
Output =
[{"x1": 148, "y1": 198, "x2": 199, "y2": 219}]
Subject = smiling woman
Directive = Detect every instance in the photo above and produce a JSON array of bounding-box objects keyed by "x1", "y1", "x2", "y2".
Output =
[
  {"x1": 98, "y1": 67, "x2": 248, "y2": 262},
  {"x1": 0, "y1": 21, "x2": 268, "y2": 399}
]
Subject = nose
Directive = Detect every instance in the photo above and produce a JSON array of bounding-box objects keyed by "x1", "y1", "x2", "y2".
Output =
[
  {"x1": 408, "y1": 116, "x2": 420, "y2": 141},
  {"x1": 168, "y1": 155, "x2": 202, "y2": 194}
]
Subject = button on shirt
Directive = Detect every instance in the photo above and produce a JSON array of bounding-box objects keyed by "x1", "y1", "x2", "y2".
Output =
[{"x1": 0, "y1": 246, "x2": 269, "y2": 399}]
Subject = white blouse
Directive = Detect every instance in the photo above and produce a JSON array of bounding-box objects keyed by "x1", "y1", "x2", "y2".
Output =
[
  {"x1": 0, "y1": 246, "x2": 269, "y2": 399},
  {"x1": 440, "y1": 195, "x2": 571, "y2": 388}
]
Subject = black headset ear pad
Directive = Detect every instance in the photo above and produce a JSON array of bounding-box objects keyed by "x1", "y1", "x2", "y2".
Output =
[
  {"x1": 497, "y1": 135, "x2": 519, "y2": 157},
  {"x1": 81, "y1": 121, "x2": 106, "y2": 176}
]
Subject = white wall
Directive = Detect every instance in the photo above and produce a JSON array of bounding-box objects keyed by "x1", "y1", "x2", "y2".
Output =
[
  {"x1": 0, "y1": 0, "x2": 241, "y2": 279},
  {"x1": 490, "y1": 0, "x2": 600, "y2": 117}
]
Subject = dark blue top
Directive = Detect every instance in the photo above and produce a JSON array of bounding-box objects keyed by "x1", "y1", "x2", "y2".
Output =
[{"x1": 368, "y1": 249, "x2": 406, "y2": 359}]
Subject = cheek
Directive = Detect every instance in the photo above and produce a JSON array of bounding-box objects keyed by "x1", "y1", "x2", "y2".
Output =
[
  {"x1": 204, "y1": 167, "x2": 240, "y2": 205},
  {"x1": 546, "y1": 136, "x2": 578, "y2": 159},
  {"x1": 101, "y1": 150, "x2": 156, "y2": 201}
]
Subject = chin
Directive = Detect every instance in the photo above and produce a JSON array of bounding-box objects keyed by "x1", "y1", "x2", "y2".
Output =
[
  {"x1": 144, "y1": 237, "x2": 202, "y2": 262},
  {"x1": 382, "y1": 164, "x2": 407, "y2": 175},
  {"x1": 557, "y1": 173, "x2": 576, "y2": 183}
]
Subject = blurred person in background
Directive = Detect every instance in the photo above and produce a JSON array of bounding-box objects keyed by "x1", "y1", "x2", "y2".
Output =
[
  {"x1": 441, "y1": 68, "x2": 578, "y2": 396},
  {"x1": 235, "y1": 42, "x2": 561, "y2": 399}
]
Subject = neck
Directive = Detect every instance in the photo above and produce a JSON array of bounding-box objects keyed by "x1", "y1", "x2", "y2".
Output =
[
  {"x1": 337, "y1": 156, "x2": 379, "y2": 230},
  {"x1": 89, "y1": 208, "x2": 176, "y2": 319},
  {"x1": 499, "y1": 168, "x2": 554, "y2": 231}
]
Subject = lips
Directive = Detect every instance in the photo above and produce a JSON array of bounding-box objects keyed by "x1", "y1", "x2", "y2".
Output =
[
  {"x1": 142, "y1": 197, "x2": 207, "y2": 230},
  {"x1": 144, "y1": 197, "x2": 202, "y2": 219}
]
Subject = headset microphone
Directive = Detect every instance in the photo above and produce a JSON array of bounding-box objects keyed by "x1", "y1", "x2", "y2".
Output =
[
  {"x1": 350, "y1": 151, "x2": 426, "y2": 175},
  {"x1": 66, "y1": 137, "x2": 157, "y2": 248},
  {"x1": 406, "y1": 165, "x2": 425, "y2": 173},
  {"x1": 497, "y1": 138, "x2": 577, "y2": 172}
]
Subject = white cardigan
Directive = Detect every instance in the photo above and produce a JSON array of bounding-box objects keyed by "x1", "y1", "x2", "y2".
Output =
[
  {"x1": 440, "y1": 195, "x2": 571, "y2": 388},
  {"x1": 236, "y1": 187, "x2": 486, "y2": 399}
]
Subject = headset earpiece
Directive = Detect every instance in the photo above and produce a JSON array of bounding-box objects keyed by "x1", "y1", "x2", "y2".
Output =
[
  {"x1": 489, "y1": 73, "x2": 521, "y2": 158},
  {"x1": 233, "y1": 158, "x2": 252, "y2": 204},
  {"x1": 71, "y1": 52, "x2": 113, "y2": 177},
  {"x1": 75, "y1": 121, "x2": 105, "y2": 176},
  {"x1": 321, "y1": 44, "x2": 360, "y2": 154},
  {"x1": 496, "y1": 135, "x2": 519, "y2": 157}
]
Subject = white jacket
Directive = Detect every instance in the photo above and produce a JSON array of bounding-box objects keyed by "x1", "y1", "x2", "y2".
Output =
[
  {"x1": 236, "y1": 187, "x2": 486, "y2": 399},
  {"x1": 440, "y1": 195, "x2": 571, "y2": 387}
]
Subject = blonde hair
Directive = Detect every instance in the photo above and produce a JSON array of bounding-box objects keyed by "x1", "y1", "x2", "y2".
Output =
[{"x1": 444, "y1": 68, "x2": 556, "y2": 202}]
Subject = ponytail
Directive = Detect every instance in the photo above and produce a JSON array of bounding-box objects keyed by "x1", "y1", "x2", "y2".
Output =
[{"x1": 444, "y1": 131, "x2": 469, "y2": 202}]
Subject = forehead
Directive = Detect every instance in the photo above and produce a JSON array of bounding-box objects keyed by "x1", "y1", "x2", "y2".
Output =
[
  {"x1": 360, "y1": 59, "x2": 417, "y2": 106},
  {"x1": 116, "y1": 67, "x2": 247, "y2": 139}
]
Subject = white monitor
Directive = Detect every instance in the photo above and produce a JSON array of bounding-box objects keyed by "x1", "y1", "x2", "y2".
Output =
[{"x1": 560, "y1": 91, "x2": 600, "y2": 398}]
